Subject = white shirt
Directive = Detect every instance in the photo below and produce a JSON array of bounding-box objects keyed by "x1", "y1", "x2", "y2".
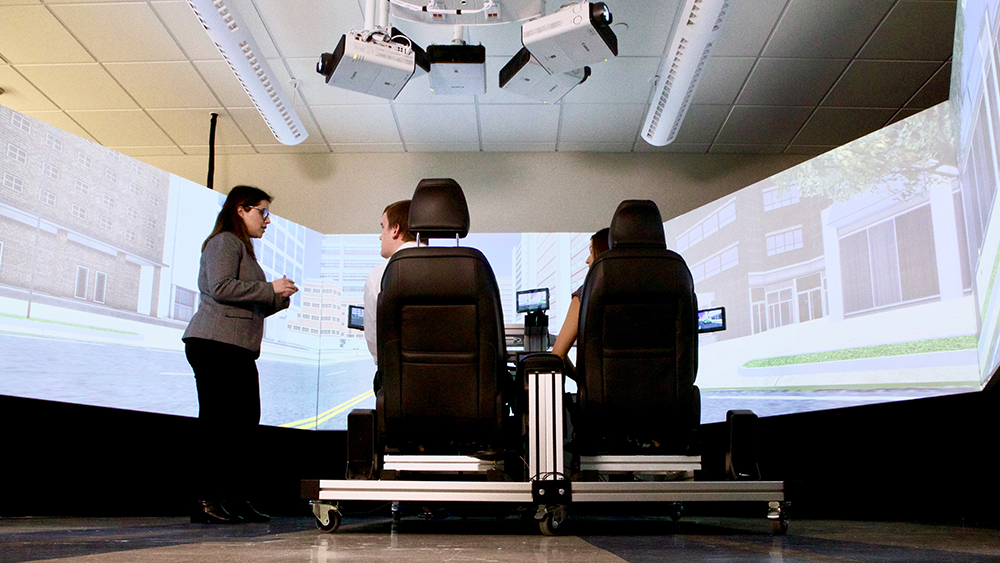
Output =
[{"x1": 364, "y1": 241, "x2": 419, "y2": 364}]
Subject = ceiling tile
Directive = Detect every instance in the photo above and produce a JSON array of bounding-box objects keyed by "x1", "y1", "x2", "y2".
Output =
[
  {"x1": 823, "y1": 60, "x2": 941, "y2": 108},
  {"x1": 0, "y1": 66, "x2": 58, "y2": 111},
  {"x1": 783, "y1": 145, "x2": 837, "y2": 156},
  {"x1": 15, "y1": 64, "x2": 138, "y2": 110},
  {"x1": 671, "y1": 104, "x2": 730, "y2": 144},
  {"x1": 481, "y1": 142, "x2": 557, "y2": 151},
  {"x1": 764, "y1": 0, "x2": 896, "y2": 58},
  {"x1": 146, "y1": 109, "x2": 249, "y2": 146},
  {"x1": 0, "y1": 6, "x2": 93, "y2": 64},
  {"x1": 20, "y1": 110, "x2": 96, "y2": 142},
  {"x1": 692, "y1": 57, "x2": 755, "y2": 105},
  {"x1": 395, "y1": 104, "x2": 479, "y2": 143},
  {"x1": 150, "y1": 1, "x2": 223, "y2": 61},
  {"x1": 607, "y1": 0, "x2": 683, "y2": 57},
  {"x1": 556, "y1": 142, "x2": 635, "y2": 152},
  {"x1": 255, "y1": 143, "x2": 331, "y2": 153},
  {"x1": 193, "y1": 60, "x2": 258, "y2": 108},
  {"x1": 0, "y1": 0, "x2": 41, "y2": 4},
  {"x1": 479, "y1": 104, "x2": 560, "y2": 143},
  {"x1": 859, "y1": 1, "x2": 957, "y2": 60},
  {"x1": 715, "y1": 106, "x2": 813, "y2": 145},
  {"x1": 906, "y1": 62, "x2": 952, "y2": 109},
  {"x1": 251, "y1": 0, "x2": 363, "y2": 59},
  {"x1": 50, "y1": 3, "x2": 186, "y2": 62},
  {"x1": 108, "y1": 146, "x2": 185, "y2": 157},
  {"x1": 793, "y1": 107, "x2": 896, "y2": 146},
  {"x1": 738, "y1": 58, "x2": 850, "y2": 106},
  {"x1": 634, "y1": 141, "x2": 710, "y2": 153},
  {"x1": 65, "y1": 109, "x2": 175, "y2": 146},
  {"x1": 180, "y1": 145, "x2": 257, "y2": 155},
  {"x1": 713, "y1": 0, "x2": 787, "y2": 57},
  {"x1": 228, "y1": 106, "x2": 323, "y2": 145},
  {"x1": 710, "y1": 144, "x2": 787, "y2": 154},
  {"x1": 405, "y1": 142, "x2": 481, "y2": 152},
  {"x1": 312, "y1": 105, "x2": 401, "y2": 143},
  {"x1": 326, "y1": 143, "x2": 405, "y2": 152},
  {"x1": 105, "y1": 62, "x2": 219, "y2": 109},
  {"x1": 887, "y1": 107, "x2": 925, "y2": 127},
  {"x1": 560, "y1": 57, "x2": 660, "y2": 104},
  {"x1": 558, "y1": 103, "x2": 645, "y2": 143}
]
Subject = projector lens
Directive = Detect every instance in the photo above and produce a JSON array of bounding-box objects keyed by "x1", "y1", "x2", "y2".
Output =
[{"x1": 591, "y1": 2, "x2": 612, "y2": 25}]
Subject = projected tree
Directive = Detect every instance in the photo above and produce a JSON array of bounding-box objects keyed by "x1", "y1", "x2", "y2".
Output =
[{"x1": 774, "y1": 104, "x2": 957, "y2": 202}]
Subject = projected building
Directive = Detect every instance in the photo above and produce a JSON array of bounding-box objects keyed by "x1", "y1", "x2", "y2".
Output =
[
  {"x1": 286, "y1": 279, "x2": 357, "y2": 345},
  {"x1": 1, "y1": 106, "x2": 169, "y2": 317},
  {"x1": 319, "y1": 234, "x2": 381, "y2": 308},
  {"x1": 665, "y1": 164, "x2": 971, "y2": 341},
  {"x1": 511, "y1": 232, "x2": 594, "y2": 328}
]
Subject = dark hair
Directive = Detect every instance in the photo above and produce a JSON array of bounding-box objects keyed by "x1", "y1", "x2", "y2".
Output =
[
  {"x1": 203, "y1": 185, "x2": 272, "y2": 259},
  {"x1": 383, "y1": 200, "x2": 415, "y2": 243},
  {"x1": 592, "y1": 227, "x2": 611, "y2": 255}
]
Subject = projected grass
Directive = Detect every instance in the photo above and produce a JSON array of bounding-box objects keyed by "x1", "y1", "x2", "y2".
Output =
[
  {"x1": 743, "y1": 335, "x2": 977, "y2": 369},
  {"x1": 0, "y1": 313, "x2": 139, "y2": 336}
]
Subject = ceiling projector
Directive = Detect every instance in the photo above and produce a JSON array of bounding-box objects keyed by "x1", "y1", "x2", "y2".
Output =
[
  {"x1": 317, "y1": 32, "x2": 421, "y2": 100},
  {"x1": 521, "y1": 1, "x2": 618, "y2": 75},
  {"x1": 499, "y1": 47, "x2": 590, "y2": 103},
  {"x1": 428, "y1": 44, "x2": 487, "y2": 95}
]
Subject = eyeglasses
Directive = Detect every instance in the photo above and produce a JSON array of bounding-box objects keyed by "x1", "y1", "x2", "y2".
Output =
[{"x1": 247, "y1": 205, "x2": 270, "y2": 219}]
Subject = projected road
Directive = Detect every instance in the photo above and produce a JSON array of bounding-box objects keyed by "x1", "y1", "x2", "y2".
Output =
[{"x1": 0, "y1": 333, "x2": 376, "y2": 430}]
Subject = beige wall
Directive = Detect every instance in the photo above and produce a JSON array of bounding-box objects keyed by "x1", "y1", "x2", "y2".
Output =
[{"x1": 142, "y1": 151, "x2": 812, "y2": 234}]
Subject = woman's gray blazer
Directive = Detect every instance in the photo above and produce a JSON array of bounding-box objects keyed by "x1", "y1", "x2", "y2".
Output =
[{"x1": 182, "y1": 231, "x2": 290, "y2": 353}]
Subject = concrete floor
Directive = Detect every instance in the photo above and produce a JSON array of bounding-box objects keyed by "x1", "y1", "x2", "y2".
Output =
[{"x1": 2, "y1": 515, "x2": 1000, "y2": 563}]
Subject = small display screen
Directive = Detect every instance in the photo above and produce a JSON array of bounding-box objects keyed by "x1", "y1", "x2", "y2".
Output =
[
  {"x1": 347, "y1": 305, "x2": 364, "y2": 330},
  {"x1": 516, "y1": 288, "x2": 550, "y2": 313},
  {"x1": 698, "y1": 307, "x2": 726, "y2": 333}
]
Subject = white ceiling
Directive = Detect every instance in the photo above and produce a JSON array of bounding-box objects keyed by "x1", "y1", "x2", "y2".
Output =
[{"x1": 0, "y1": 0, "x2": 955, "y2": 158}]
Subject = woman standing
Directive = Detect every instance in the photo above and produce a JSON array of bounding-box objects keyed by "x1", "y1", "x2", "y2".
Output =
[{"x1": 183, "y1": 185, "x2": 298, "y2": 524}]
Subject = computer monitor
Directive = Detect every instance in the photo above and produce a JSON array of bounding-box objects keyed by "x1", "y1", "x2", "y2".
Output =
[
  {"x1": 697, "y1": 307, "x2": 726, "y2": 333},
  {"x1": 347, "y1": 305, "x2": 364, "y2": 330},
  {"x1": 516, "y1": 288, "x2": 550, "y2": 313}
]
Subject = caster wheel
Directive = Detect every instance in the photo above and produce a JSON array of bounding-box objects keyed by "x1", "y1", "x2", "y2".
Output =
[
  {"x1": 768, "y1": 502, "x2": 789, "y2": 536},
  {"x1": 316, "y1": 510, "x2": 341, "y2": 533},
  {"x1": 771, "y1": 516, "x2": 788, "y2": 536},
  {"x1": 538, "y1": 506, "x2": 567, "y2": 536},
  {"x1": 668, "y1": 502, "x2": 683, "y2": 522}
]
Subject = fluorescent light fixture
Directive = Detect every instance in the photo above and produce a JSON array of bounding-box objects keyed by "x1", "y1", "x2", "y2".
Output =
[
  {"x1": 641, "y1": 0, "x2": 730, "y2": 147},
  {"x1": 186, "y1": 0, "x2": 308, "y2": 145}
]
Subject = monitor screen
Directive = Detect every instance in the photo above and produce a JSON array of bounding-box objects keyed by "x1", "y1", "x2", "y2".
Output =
[
  {"x1": 347, "y1": 305, "x2": 364, "y2": 330},
  {"x1": 516, "y1": 288, "x2": 550, "y2": 313},
  {"x1": 698, "y1": 307, "x2": 726, "y2": 333}
]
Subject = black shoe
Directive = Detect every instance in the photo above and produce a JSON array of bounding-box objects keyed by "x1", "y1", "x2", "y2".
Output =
[
  {"x1": 224, "y1": 500, "x2": 271, "y2": 523},
  {"x1": 191, "y1": 500, "x2": 242, "y2": 524}
]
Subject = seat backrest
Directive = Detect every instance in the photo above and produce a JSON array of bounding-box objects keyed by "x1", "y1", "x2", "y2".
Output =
[
  {"x1": 576, "y1": 200, "x2": 699, "y2": 454},
  {"x1": 377, "y1": 179, "x2": 507, "y2": 453}
]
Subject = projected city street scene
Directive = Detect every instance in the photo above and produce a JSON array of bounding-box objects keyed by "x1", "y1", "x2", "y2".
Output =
[
  {"x1": 3, "y1": 91, "x2": 997, "y2": 429},
  {"x1": 953, "y1": 0, "x2": 1000, "y2": 388},
  {"x1": 669, "y1": 103, "x2": 981, "y2": 412}
]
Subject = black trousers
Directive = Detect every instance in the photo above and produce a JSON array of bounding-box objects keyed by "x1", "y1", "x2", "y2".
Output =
[{"x1": 185, "y1": 338, "x2": 261, "y2": 500}]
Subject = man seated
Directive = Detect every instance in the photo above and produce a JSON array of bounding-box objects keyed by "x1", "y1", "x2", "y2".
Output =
[{"x1": 364, "y1": 200, "x2": 418, "y2": 394}]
